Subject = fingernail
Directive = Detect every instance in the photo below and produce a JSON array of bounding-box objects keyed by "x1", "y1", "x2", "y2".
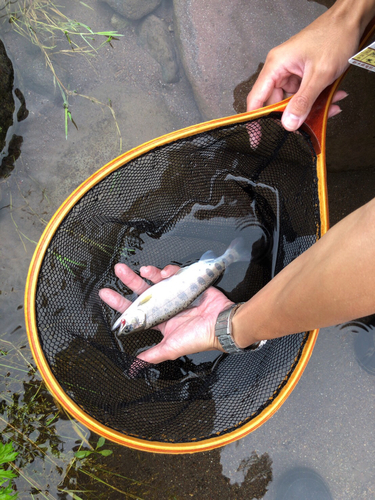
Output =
[
  {"x1": 282, "y1": 113, "x2": 301, "y2": 131},
  {"x1": 329, "y1": 107, "x2": 342, "y2": 119}
]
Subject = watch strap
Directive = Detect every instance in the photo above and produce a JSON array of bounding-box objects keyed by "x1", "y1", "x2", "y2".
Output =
[{"x1": 215, "y1": 303, "x2": 267, "y2": 354}]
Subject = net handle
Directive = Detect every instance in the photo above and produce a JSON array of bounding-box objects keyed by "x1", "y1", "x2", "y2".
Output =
[{"x1": 301, "y1": 16, "x2": 375, "y2": 154}]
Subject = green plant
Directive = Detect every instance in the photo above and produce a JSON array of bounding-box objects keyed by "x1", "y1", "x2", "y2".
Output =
[
  {"x1": 0, "y1": 334, "x2": 150, "y2": 498},
  {"x1": 0, "y1": 441, "x2": 19, "y2": 499},
  {"x1": 74, "y1": 437, "x2": 113, "y2": 460},
  {"x1": 2, "y1": 0, "x2": 123, "y2": 148}
]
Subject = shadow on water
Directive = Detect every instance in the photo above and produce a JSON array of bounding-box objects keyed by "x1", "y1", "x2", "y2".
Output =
[{"x1": 0, "y1": 38, "x2": 27, "y2": 180}]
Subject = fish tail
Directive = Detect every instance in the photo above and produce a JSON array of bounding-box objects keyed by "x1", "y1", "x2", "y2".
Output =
[{"x1": 224, "y1": 237, "x2": 251, "y2": 263}]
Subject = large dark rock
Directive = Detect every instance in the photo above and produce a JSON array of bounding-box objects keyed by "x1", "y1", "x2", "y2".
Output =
[
  {"x1": 0, "y1": 39, "x2": 15, "y2": 158},
  {"x1": 0, "y1": 39, "x2": 27, "y2": 179},
  {"x1": 103, "y1": 0, "x2": 162, "y2": 20}
]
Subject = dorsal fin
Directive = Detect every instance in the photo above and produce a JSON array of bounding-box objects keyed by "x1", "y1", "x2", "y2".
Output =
[
  {"x1": 175, "y1": 266, "x2": 189, "y2": 275},
  {"x1": 199, "y1": 250, "x2": 216, "y2": 261}
]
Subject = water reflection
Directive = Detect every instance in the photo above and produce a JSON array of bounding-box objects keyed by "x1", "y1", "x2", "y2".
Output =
[
  {"x1": 274, "y1": 467, "x2": 332, "y2": 500},
  {"x1": 340, "y1": 315, "x2": 375, "y2": 375},
  {"x1": 0, "y1": 38, "x2": 27, "y2": 179}
]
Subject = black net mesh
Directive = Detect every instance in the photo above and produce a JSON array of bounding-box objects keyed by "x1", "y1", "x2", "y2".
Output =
[{"x1": 35, "y1": 116, "x2": 320, "y2": 444}]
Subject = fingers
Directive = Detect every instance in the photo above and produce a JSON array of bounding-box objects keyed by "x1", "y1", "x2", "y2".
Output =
[
  {"x1": 137, "y1": 341, "x2": 176, "y2": 364},
  {"x1": 140, "y1": 264, "x2": 180, "y2": 282},
  {"x1": 99, "y1": 263, "x2": 151, "y2": 313},
  {"x1": 281, "y1": 74, "x2": 321, "y2": 131},
  {"x1": 282, "y1": 86, "x2": 348, "y2": 130},
  {"x1": 264, "y1": 87, "x2": 284, "y2": 107},
  {"x1": 328, "y1": 90, "x2": 348, "y2": 118},
  {"x1": 114, "y1": 263, "x2": 149, "y2": 295},
  {"x1": 328, "y1": 104, "x2": 342, "y2": 119},
  {"x1": 246, "y1": 55, "x2": 301, "y2": 111},
  {"x1": 247, "y1": 74, "x2": 276, "y2": 111},
  {"x1": 99, "y1": 263, "x2": 181, "y2": 313},
  {"x1": 246, "y1": 121, "x2": 262, "y2": 150},
  {"x1": 332, "y1": 89, "x2": 348, "y2": 104},
  {"x1": 99, "y1": 287, "x2": 130, "y2": 313}
]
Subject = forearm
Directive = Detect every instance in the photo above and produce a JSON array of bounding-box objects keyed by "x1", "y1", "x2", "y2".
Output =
[
  {"x1": 232, "y1": 198, "x2": 375, "y2": 347},
  {"x1": 330, "y1": 0, "x2": 375, "y2": 33}
]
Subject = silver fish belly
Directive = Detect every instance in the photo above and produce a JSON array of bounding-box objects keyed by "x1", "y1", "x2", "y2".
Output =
[{"x1": 112, "y1": 238, "x2": 249, "y2": 335}]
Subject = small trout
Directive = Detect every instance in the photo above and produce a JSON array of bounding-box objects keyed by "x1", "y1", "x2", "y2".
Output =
[{"x1": 113, "y1": 238, "x2": 250, "y2": 335}]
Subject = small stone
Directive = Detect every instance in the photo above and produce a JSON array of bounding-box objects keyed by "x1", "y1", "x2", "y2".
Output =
[
  {"x1": 138, "y1": 15, "x2": 179, "y2": 83},
  {"x1": 103, "y1": 0, "x2": 162, "y2": 21},
  {"x1": 110, "y1": 13, "x2": 131, "y2": 32}
]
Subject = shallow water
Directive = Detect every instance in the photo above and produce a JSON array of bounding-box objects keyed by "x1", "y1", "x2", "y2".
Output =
[{"x1": 1, "y1": 0, "x2": 375, "y2": 498}]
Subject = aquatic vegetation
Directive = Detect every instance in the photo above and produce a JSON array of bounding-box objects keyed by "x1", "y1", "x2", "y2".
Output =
[
  {"x1": 74, "y1": 436, "x2": 112, "y2": 460},
  {"x1": 0, "y1": 441, "x2": 19, "y2": 499},
  {"x1": 0, "y1": 333, "x2": 151, "y2": 498},
  {"x1": 1, "y1": 0, "x2": 123, "y2": 148}
]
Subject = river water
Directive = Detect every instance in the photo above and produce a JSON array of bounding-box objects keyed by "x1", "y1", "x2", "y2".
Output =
[{"x1": 1, "y1": 1, "x2": 375, "y2": 498}]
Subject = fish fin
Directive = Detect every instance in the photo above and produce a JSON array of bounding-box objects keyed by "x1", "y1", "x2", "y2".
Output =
[
  {"x1": 199, "y1": 250, "x2": 217, "y2": 261},
  {"x1": 187, "y1": 294, "x2": 205, "y2": 308},
  {"x1": 139, "y1": 293, "x2": 152, "y2": 305},
  {"x1": 175, "y1": 267, "x2": 189, "y2": 275},
  {"x1": 225, "y1": 237, "x2": 251, "y2": 263}
]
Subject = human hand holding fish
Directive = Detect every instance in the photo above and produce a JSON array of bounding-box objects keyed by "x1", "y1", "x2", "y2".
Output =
[
  {"x1": 99, "y1": 238, "x2": 260, "y2": 363},
  {"x1": 100, "y1": 197, "x2": 375, "y2": 365},
  {"x1": 99, "y1": 262, "x2": 236, "y2": 364}
]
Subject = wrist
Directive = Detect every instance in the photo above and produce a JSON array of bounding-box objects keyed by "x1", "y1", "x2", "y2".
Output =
[
  {"x1": 231, "y1": 302, "x2": 260, "y2": 349},
  {"x1": 215, "y1": 302, "x2": 266, "y2": 354}
]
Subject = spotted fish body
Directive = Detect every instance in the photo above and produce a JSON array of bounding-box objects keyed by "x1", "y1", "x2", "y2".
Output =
[{"x1": 113, "y1": 238, "x2": 250, "y2": 335}]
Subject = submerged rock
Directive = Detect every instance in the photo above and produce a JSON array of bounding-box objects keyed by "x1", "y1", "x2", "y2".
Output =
[
  {"x1": 138, "y1": 15, "x2": 179, "y2": 83},
  {"x1": 110, "y1": 12, "x2": 132, "y2": 32},
  {"x1": 0, "y1": 38, "x2": 27, "y2": 179},
  {"x1": 20, "y1": 52, "x2": 69, "y2": 97},
  {"x1": 0, "y1": 39, "x2": 15, "y2": 158},
  {"x1": 173, "y1": 0, "x2": 326, "y2": 119},
  {"x1": 103, "y1": 0, "x2": 162, "y2": 21}
]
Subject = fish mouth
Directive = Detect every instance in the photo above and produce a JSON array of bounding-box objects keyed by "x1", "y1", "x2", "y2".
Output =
[
  {"x1": 118, "y1": 323, "x2": 144, "y2": 336},
  {"x1": 112, "y1": 316, "x2": 124, "y2": 331}
]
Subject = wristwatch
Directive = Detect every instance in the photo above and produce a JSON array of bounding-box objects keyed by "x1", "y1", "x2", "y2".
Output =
[{"x1": 215, "y1": 303, "x2": 267, "y2": 354}]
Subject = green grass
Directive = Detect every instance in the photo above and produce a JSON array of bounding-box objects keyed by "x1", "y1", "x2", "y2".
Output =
[
  {"x1": 0, "y1": 441, "x2": 19, "y2": 499},
  {"x1": 2, "y1": 0, "x2": 123, "y2": 149}
]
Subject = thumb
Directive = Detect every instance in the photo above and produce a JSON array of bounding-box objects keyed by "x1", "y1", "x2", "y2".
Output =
[
  {"x1": 281, "y1": 76, "x2": 325, "y2": 131},
  {"x1": 137, "y1": 340, "x2": 175, "y2": 365}
]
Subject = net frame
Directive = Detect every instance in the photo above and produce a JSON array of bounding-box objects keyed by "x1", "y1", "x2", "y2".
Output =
[{"x1": 24, "y1": 102, "x2": 329, "y2": 453}]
